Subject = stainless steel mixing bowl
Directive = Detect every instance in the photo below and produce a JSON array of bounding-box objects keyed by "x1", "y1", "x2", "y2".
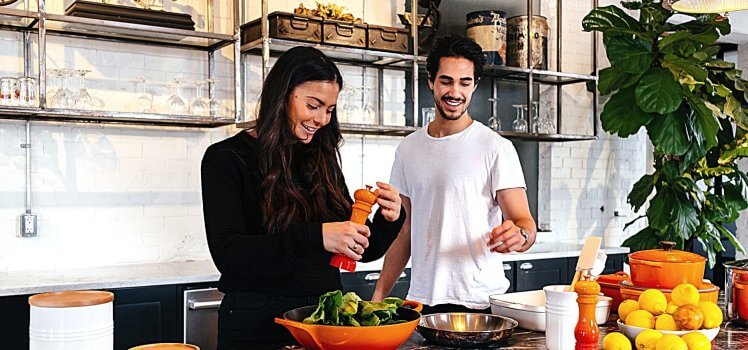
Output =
[{"x1": 417, "y1": 313, "x2": 518, "y2": 348}]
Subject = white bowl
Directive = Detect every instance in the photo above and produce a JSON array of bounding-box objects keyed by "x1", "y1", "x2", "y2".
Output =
[
  {"x1": 489, "y1": 290, "x2": 612, "y2": 332},
  {"x1": 616, "y1": 319, "x2": 720, "y2": 341}
]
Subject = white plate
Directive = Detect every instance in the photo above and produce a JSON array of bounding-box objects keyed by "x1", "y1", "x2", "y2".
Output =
[{"x1": 616, "y1": 319, "x2": 720, "y2": 341}]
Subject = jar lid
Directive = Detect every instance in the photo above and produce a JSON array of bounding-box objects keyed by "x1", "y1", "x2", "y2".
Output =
[
  {"x1": 29, "y1": 290, "x2": 113, "y2": 308},
  {"x1": 628, "y1": 241, "x2": 706, "y2": 263}
]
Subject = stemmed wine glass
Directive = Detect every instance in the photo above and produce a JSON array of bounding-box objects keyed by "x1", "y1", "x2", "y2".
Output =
[
  {"x1": 339, "y1": 87, "x2": 355, "y2": 124},
  {"x1": 190, "y1": 80, "x2": 209, "y2": 116},
  {"x1": 530, "y1": 101, "x2": 540, "y2": 133},
  {"x1": 204, "y1": 78, "x2": 221, "y2": 117},
  {"x1": 512, "y1": 104, "x2": 528, "y2": 132},
  {"x1": 132, "y1": 77, "x2": 153, "y2": 113},
  {"x1": 362, "y1": 87, "x2": 376, "y2": 124},
  {"x1": 539, "y1": 101, "x2": 555, "y2": 134},
  {"x1": 166, "y1": 77, "x2": 186, "y2": 115},
  {"x1": 49, "y1": 69, "x2": 72, "y2": 108},
  {"x1": 73, "y1": 69, "x2": 93, "y2": 110},
  {"x1": 487, "y1": 97, "x2": 501, "y2": 132}
]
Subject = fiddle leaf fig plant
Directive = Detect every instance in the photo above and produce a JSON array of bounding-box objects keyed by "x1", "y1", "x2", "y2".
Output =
[{"x1": 583, "y1": 0, "x2": 747, "y2": 267}]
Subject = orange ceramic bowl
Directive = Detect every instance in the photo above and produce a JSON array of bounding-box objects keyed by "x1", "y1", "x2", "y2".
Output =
[
  {"x1": 619, "y1": 280, "x2": 719, "y2": 304},
  {"x1": 596, "y1": 272, "x2": 631, "y2": 311},
  {"x1": 628, "y1": 242, "x2": 705, "y2": 289},
  {"x1": 274, "y1": 300, "x2": 422, "y2": 350}
]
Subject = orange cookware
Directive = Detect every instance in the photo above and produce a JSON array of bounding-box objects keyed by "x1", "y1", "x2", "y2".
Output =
[
  {"x1": 619, "y1": 280, "x2": 719, "y2": 303},
  {"x1": 275, "y1": 300, "x2": 422, "y2": 350},
  {"x1": 725, "y1": 260, "x2": 748, "y2": 323},
  {"x1": 628, "y1": 241, "x2": 705, "y2": 289},
  {"x1": 596, "y1": 271, "x2": 630, "y2": 311}
]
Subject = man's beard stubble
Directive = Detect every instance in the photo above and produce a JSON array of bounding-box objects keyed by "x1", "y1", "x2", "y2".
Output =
[{"x1": 434, "y1": 95, "x2": 469, "y2": 121}]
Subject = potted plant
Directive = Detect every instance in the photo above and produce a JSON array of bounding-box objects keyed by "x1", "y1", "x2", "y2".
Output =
[{"x1": 582, "y1": 0, "x2": 747, "y2": 267}]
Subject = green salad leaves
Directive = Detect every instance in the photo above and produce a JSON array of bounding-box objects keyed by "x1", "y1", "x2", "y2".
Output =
[{"x1": 302, "y1": 290, "x2": 406, "y2": 327}]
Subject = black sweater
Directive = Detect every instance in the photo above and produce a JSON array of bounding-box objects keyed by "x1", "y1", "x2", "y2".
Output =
[{"x1": 200, "y1": 131, "x2": 405, "y2": 296}]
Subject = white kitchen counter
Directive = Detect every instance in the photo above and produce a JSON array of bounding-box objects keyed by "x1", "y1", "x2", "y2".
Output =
[
  {"x1": 0, "y1": 243, "x2": 629, "y2": 297},
  {"x1": 0, "y1": 260, "x2": 220, "y2": 297}
]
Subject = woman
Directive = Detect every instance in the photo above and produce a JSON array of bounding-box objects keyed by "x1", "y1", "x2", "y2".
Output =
[{"x1": 200, "y1": 46, "x2": 405, "y2": 349}]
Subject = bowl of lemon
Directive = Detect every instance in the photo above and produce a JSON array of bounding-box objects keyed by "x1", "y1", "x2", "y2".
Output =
[{"x1": 605, "y1": 282, "x2": 722, "y2": 349}]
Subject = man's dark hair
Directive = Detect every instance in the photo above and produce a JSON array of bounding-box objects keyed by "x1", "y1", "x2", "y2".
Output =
[{"x1": 426, "y1": 35, "x2": 486, "y2": 82}]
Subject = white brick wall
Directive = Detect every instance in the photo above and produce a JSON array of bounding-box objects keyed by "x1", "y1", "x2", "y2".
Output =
[{"x1": 0, "y1": 0, "x2": 654, "y2": 273}]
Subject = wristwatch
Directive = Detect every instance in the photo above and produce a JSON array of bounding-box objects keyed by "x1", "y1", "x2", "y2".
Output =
[{"x1": 519, "y1": 227, "x2": 530, "y2": 247}]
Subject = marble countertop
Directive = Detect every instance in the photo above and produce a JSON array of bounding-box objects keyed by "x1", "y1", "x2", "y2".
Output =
[
  {"x1": 0, "y1": 243, "x2": 629, "y2": 297},
  {"x1": 396, "y1": 319, "x2": 748, "y2": 349},
  {"x1": 0, "y1": 260, "x2": 221, "y2": 297}
]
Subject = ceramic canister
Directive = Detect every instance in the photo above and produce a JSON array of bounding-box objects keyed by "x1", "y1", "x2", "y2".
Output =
[
  {"x1": 466, "y1": 10, "x2": 508, "y2": 65},
  {"x1": 506, "y1": 15, "x2": 549, "y2": 69},
  {"x1": 544, "y1": 285, "x2": 577, "y2": 350},
  {"x1": 29, "y1": 291, "x2": 114, "y2": 350}
]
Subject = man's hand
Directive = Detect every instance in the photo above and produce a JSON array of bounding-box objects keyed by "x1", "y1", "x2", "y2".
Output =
[{"x1": 487, "y1": 220, "x2": 526, "y2": 253}]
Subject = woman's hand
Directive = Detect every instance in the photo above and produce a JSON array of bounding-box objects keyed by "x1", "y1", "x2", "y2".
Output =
[
  {"x1": 375, "y1": 181, "x2": 402, "y2": 222},
  {"x1": 322, "y1": 222, "x2": 370, "y2": 260}
]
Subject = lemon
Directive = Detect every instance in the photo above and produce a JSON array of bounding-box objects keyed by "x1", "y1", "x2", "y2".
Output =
[
  {"x1": 698, "y1": 301, "x2": 723, "y2": 329},
  {"x1": 635, "y1": 329, "x2": 664, "y2": 350},
  {"x1": 654, "y1": 334, "x2": 688, "y2": 350},
  {"x1": 619, "y1": 299, "x2": 641, "y2": 322},
  {"x1": 655, "y1": 314, "x2": 679, "y2": 331},
  {"x1": 665, "y1": 302, "x2": 679, "y2": 315},
  {"x1": 603, "y1": 332, "x2": 632, "y2": 350},
  {"x1": 671, "y1": 283, "x2": 700, "y2": 306},
  {"x1": 626, "y1": 309, "x2": 656, "y2": 329},
  {"x1": 681, "y1": 332, "x2": 712, "y2": 350},
  {"x1": 640, "y1": 289, "x2": 668, "y2": 316}
]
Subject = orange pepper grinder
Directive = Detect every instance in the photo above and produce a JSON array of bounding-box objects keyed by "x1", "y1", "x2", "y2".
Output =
[
  {"x1": 574, "y1": 271, "x2": 600, "y2": 350},
  {"x1": 329, "y1": 186, "x2": 379, "y2": 272}
]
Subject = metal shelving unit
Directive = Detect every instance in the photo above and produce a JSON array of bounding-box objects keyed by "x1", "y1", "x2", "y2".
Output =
[
  {"x1": 237, "y1": 0, "x2": 598, "y2": 141},
  {"x1": 0, "y1": 0, "x2": 241, "y2": 128}
]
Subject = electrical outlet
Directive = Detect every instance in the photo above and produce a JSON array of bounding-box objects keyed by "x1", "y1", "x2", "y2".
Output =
[{"x1": 20, "y1": 213, "x2": 37, "y2": 237}]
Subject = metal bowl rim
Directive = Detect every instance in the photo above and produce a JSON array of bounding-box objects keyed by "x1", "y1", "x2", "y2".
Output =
[{"x1": 418, "y1": 312, "x2": 519, "y2": 333}]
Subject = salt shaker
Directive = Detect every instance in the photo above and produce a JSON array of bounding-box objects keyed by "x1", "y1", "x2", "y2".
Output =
[{"x1": 574, "y1": 271, "x2": 600, "y2": 350}]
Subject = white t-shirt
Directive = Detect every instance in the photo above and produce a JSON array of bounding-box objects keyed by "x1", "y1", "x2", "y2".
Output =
[{"x1": 389, "y1": 121, "x2": 527, "y2": 309}]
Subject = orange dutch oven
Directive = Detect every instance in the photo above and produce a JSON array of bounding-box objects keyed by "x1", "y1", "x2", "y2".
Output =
[{"x1": 628, "y1": 241, "x2": 705, "y2": 289}]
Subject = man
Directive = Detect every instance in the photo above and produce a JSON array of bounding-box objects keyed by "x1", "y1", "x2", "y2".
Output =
[{"x1": 372, "y1": 35, "x2": 537, "y2": 314}]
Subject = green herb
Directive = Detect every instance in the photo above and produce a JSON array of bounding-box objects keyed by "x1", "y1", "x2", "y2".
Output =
[{"x1": 303, "y1": 290, "x2": 406, "y2": 326}]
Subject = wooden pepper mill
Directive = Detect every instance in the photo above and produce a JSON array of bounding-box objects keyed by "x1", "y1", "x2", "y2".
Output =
[
  {"x1": 329, "y1": 186, "x2": 379, "y2": 272},
  {"x1": 574, "y1": 270, "x2": 601, "y2": 350}
]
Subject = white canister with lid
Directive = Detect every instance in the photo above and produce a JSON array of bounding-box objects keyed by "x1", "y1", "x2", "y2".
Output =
[
  {"x1": 544, "y1": 285, "x2": 577, "y2": 350},
  {"x1": 29, "y1": 290, "x2": 114, "y2": 350}
]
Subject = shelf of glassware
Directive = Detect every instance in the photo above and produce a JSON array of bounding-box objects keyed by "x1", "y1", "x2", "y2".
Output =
[
  {"x1": 0, "y1": 7, "x2": 235, "y2": 50},
  {"x1": 0, "y1": 106, "x2": 235, "y2": 128},
  {"x1": 241, "y1": 38, "x2": 418, "y2": 69},
  {"x1": 235, "y1": 119, "x2": 418, "y2": 136},
  {"x1": 497, "y1": 131, "x2": 597, "y2": 142}
]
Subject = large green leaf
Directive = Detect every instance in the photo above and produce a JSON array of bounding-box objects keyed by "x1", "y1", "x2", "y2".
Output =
[
  {"x1": 582, "y1": 5, "x2": 647, "y2": 39},
  {"x1": 607, "y1": 36, "x2": 654, "y2": 74},
  {"x1": 673, "y1": 194, "x2": 699, "y2": 240},
  {"x1": 714, "y1": 223, "x2": 747, "y2": 255},
  {"x1": 719, "y1": 143, "x2": 748, "y2": 165},
  {"x1": 601, "y1": 86, "x2": 655, "y2": 137},
  {"x1": 647, "y1": 108, "x2": 691, "y2": 155},
  {"x1": 640, "y1": 4, "x2": 670, "y2": 28},
  {"x1": 598, "y1": 67, "x2": 642, "y2": 95},
  {"x1": 658, "y1": 31, "x2": 690, "y2": 49},
  {"x1": 687, "y1": 95, "x2": 720, "y2": 149},
  {"x1": 628, "y1": 174, "x2": 655, "y2": 212},
  {"x1": 622, "y1": 227, "x2": 663, "y2": 255},
  {"x1": 706, "y1": 60, "x2": 735, "y2": 69},
  {"x1": 691, "y1": 28, "x2": 720, "y2": 44},
  {"x1": 648, "y1": 187, "x2": 676, "y2": 230},
  {"x1": 636, "y1": 68, "x2": 684, "y2": 114},
  {"x1": 663, "y1": 55, "x2": 708, "y2": 82},
  {"x1": 724, "y1": 182, "x2": 748, "y2": 211}
]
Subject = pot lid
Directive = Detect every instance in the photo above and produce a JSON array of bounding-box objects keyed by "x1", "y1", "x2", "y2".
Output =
[
  {"x1": 629, "y1": 241, "x2": 706, "y2": 263},
  {"x1": 596, "y1": 272, "x2": 630, "y2": 285},
  {"x1": 724, "y1": 259, "x2": 748, "y2": 269}
]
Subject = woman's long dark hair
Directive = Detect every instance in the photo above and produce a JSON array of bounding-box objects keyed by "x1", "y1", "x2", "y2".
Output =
[{"x1": 256, "y1": 46, "x2": 350, "y2": 233}]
